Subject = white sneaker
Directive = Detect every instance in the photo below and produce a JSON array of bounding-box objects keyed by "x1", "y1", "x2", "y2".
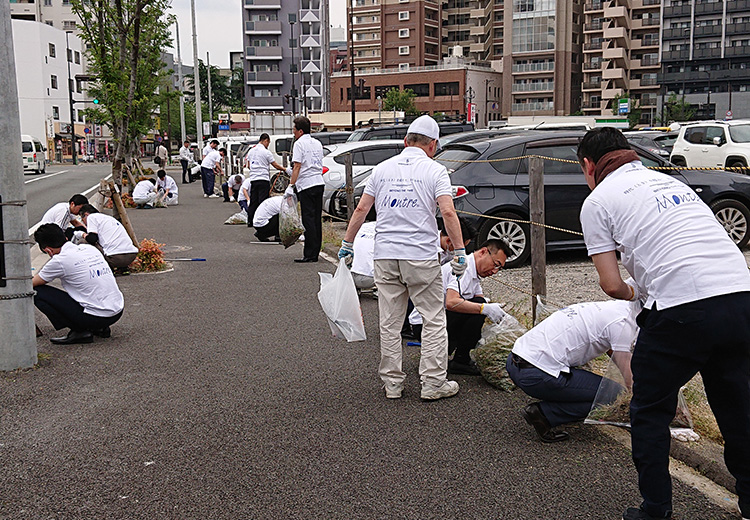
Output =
[
  {"x1": 421, "y1": 380, "x2": 459, "y2": 401},
  {"x1": 383, "y1": 382, "x2": 403, "y2": 399},
  {"x1": 208, "y1": 193, "x2": 220, "y2": 198},
  {"x1": 203, "y1": 194, "x2": 208, "y2": 198},
  {"x1": 229, "y1": 196, "x2": 235, "y2": 202}
]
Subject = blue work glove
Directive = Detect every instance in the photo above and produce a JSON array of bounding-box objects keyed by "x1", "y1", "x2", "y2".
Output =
[
  {"x1": 338, "y1": 239, "x2": 354, "y2": 266},
  {"x1": 451, "y1": 248, "x2": 467, "y2": 277}
]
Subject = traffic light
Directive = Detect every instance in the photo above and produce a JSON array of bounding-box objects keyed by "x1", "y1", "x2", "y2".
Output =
[{"x1": 93, "y1": 98, "x2": 100, "y2": 104}]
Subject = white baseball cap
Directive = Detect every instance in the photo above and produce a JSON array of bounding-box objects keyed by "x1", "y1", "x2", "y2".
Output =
[{"x1": 407, "y1": 115, "x2": 440, "y2": 141}]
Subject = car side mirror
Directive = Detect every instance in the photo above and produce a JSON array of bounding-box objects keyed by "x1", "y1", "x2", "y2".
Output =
[{"x1": 713, "y1": 136, "x2": 723, "y2": 146}]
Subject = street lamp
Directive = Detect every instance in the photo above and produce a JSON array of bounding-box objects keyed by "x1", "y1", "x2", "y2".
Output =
[{"x1": 377, "y1": 95, "x2": 382, "y2": 124}]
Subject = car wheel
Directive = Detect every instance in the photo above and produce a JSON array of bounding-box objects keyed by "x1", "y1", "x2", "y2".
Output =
[
  {"x1": 710, "y1": 199, "x2": 750, "y2": 249},
  {"x1": 478, "y1": 212, "x2": 530, "y2": 268},
  {"x1": 271, "y1": 172, "x2": 290, "y2": 193},
  {"x1": 729, "y1": 160, "x2": 748, "y2": 171}
]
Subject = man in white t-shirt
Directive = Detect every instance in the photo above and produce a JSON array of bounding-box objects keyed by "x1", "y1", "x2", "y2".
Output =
[
  {"x1": 79, "y1": 204, "x2": 138, "y2": 270},
  {"x1": 287, "y1": 117, "x2": 325, "y2": 262},
  {"x1": 442, "y1": 238, "x2": 511, "y2": 375},
  {"x1": 32, "y1": 224, "x2": 124, "y2": 345},
  {"x1": 246, "y1": 133, "x2": 287, "y2": 224},
  {"x1": 41, "y1": 194, "x2": 89, "y2": 239},
  {"x1": 508, "y1": 300, "x2": 639, "y2": 443},
  {"x1": 577, "y1": 127, "x2": 750, "y2": 520},
  {"x1": 350, "y1": 221, "x2": 376, "y2": 290},
  {"x1": 222, "y1": 173, "x2": 245, "y2": 204},
  {"x1": 132, "y1": 178, "x2": 157, "y2": 208},
  {"x1": 200, "y1": 139, "x2": 223, "y2": 198},
  {"x1": 252, "y1": 195, "x2": 283, "y2": 242},
  {"x1": 179, "y1": 140, "x2": 194, "y2": 183},
  {"x1": 238, "y1": 176, "x2": 253, "y2": 215},
  {"x1": 156, "y1": 169, "x2": 179, "y2": 206},
  {"x1": 337, "y1": 115, "x2": 467, "y2": 401}
]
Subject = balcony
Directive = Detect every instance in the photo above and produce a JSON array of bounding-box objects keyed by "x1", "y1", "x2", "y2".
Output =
[
  {"x1": 582, "y1": 100, "x2": 602, "y2": 109},
  {"x1": 582, "y1": 81, "x2": 602, "y2": 90},
  {"x1": 584, "y1": 41, "x2": 603, "y2": 51},
  {"x1": 603, "y1": 26, "x2": 627, "y2": 40},
  {"x1": 728, "y1": 0, "x2": 750, "y2": 11},
  {"x1": 604, "y1": 5, "x2": 629, "y2": 23},
  {"x1": 662, "y1": 49, "x2": 690, "y2": 61},
  {"x1": 663, "y1": 27, "x2": 690, "y2": 40},
  {"x1": 725, "y1": 46, "x2": 750, "y2": 57},
  {"x1": 469, "y1": 1, "x2": 492, "y2": 18},
  {"x1": 244, "y1": 0, "x2": 281, "y2": 8},
  {"x1": 728, "y1": 22, "x2": 750, "y2": 35},
  {"x1": 630, "y1": 77, "x2": 658, "y2": 89},
  {"x1": 632, "y1": 57, "x2": 660, "y2": 68},
  {"x1": 512, "y1": 81, "x2": 555, "y2": 92},
  {"x1": 635, "y1": 36, "x2": 660, "y2": 49},
  {"x1": 585, "y1": 2, "x2": 604, "y2": 11},
  {"x1": 640, "y1": 95, "x2": 658, "y2": 106},
  {"x1": 602, "y1": 67, "x2": 626, "y2": 82},
  {"x1": 695, "y1": 1, "x2": 723, "y2": 14},
  {"x1": 246, "y1": 71, "x2": 283, "y2": 83},
  {"x1": 511, "y1": 101, "x2": 555, "y2": 112},
  {"x1": 693, "y1": 47, "x2": 722, "y2": 59},
  {"x1": 694, "y1": 25, "x2": 722, "y2": 38},
  {"x1": 603, "y1": 47, "x2": 628, "y2": 62},
  {"x1": 245, "y1": 21, "x2": 282, "y2": 34},
  {"x1": 585, "y1": 21, "x2": 603, "y2": 32},
  {"x1": 246, "y1": 96, "x2": 284, "y2": 109},
  {"x1": 602, "y1": 87, "x2": 625, "y2": 99},
  {"x1": 245, "y1": 46, "x2": 283, "y2": 60},
  {"x1": 470, "y1": 17, "x2": 492, "y2": 37},
  {"x1": 584, "y1": 61, "x2": 603, "y2": 70},
  {"x1": 512, "y1": 61, "x2": 555, "y2": 73},
  {"x1": 664, "y1": 4, "x2": 691, "y2": 17}
]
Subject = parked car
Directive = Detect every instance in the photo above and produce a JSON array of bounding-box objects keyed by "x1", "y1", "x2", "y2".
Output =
[
  {"x1": 312, "y1": 131, "x2": 352, "y2": 146},
  {"x1": 21, "y1": 135, "x2": 46, "y2": 174},
  {"x1": 438, "y1": 129, "x2": 517, "y2": 150},
  {"x1": 623, "y1": 130, "x2": 678, "y2": 157},
  {"x1": 346, "y1": 122, "x2": 474, "y2": 142},
  {"x1": 670, "y1": 120, "x2": 750, "y2": 169},
  {"x1": 321, "y1": 139, "x2": 405, "y2": 214},
  {"x1": 438, "y1": 131, "x2": 750, "y2": 267}
]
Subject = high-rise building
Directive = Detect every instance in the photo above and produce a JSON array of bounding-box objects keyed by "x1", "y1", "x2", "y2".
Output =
[
  {"x1": 241, "y1": 0, "x2": 329, "y2": 113},
  {"x1": 442, "y1": 0, "x2": 496, "y2": 63}
]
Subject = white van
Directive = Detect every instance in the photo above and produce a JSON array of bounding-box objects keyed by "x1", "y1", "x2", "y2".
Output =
[
  {"x1": 22, "y1": 135, "x2": 46, "y2": 174},
  {"x1": 267, "y1": 134, "x2": 295, "y2": 166}
]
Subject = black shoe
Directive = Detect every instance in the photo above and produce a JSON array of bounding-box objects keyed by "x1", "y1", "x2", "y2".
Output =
[
  {"x1": 400, "y1": 327, "x2": 416, "y2": 340},
  {"x1": 254, "y1": 231, "x2": 270, "y2": 242},
  {"x1": 521, "y1": 403, "x2": 570, "y2": 443},
  {"x1": 294, "y1": 258, "x2": 318, "y2": 263},
  {"x1": 50, "y1": 330, "x2": 94, "y2": 345},
  {"x1": 93, "y1": 326, "x2": 111, "y2": 338},
  {"x1": 448, "y1": 359, "x2": 481, "y2": 376},
  {"x1": 622, "y1": 507, "x2": 671, "y2": 520}
]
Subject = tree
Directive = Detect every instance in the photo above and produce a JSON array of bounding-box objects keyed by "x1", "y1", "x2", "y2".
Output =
[
  {"x1": 659, "y1": 94, "x2": 695, "y2": 124},
  {"x1": 382, "y1": 88, "x2": 420, "y2": 116},
  {"x1": 72, "y1": 0, "x2": 173, "y2": 189},
  {"x1": 611, "y1": 93, "x2": 642, "y2": 129},
  {"x1": 185, "y1": 60, "x2": 243, "y2": 119}
]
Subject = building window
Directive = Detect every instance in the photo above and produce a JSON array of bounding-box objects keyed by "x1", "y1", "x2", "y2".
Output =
[
  {"x1": 44, "y1": 0, "x2": 52, "y2": 5},
  {"x1": 399, "y1": 63, "x2": 410, "y2": 71},
  {"x1": 63, "y1": 20, "x2": 77, "y2": 31},
  {"x1": 74, "y1": 51, "x2": 80, "y2": 64},
  {"x1": 435, "y1": 82, "x2": 459, "y2": 96},
  {"x1": 404, "y1": 83, "x2": 429, "y2": 96},
  {"x1": 45, "y1": 21, "x2": 54, "y2": 26},
  {"x1": 52, "y1": 106, "x2": 60, "y2": 120},
  {"x1": 51, "y1": 75, "x2": 58, "y2": 89},
  {"x1": 48, "y1": 43, "x2": 56, "y2": 58},
  {"x1": 399, "y1": 11, "x2": 410, "y2": 20},
  {"x1": 399, "y1": 28, "x2": 409, "y2": 38},
  {"x1": 399, "y1": 46, "x2": 410, "y2": 55}
]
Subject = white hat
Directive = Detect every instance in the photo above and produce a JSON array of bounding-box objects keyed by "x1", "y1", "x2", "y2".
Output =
[{"x1": 407, "y1": 115, "x2": 439, "y2": 141}]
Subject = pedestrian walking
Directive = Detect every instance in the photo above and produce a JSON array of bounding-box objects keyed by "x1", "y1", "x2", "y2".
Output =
[
  {"x1": 179, "y1": 140, "x2": 193, "y2": 183},
  {"x1": 245, "y1": 133, "x2": 287, "y2": 225},
  {"x1": 200, "y1": 140, "x2": 223, "y2": 198},
  {"x1": 286, "y1": 117, "x2": 325, "y2": 262},
  {"x1": 337, "y1": 115, "x2": 467, "y2": 401},
  {"x1": 155, "y1": 141, "x2": 168, "y2": 167},
  {"x1": 577, "y1": 127, "x2": 750, "y2": 520}
]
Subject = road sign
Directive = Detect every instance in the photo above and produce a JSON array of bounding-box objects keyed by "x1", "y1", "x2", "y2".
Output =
[
  {"x1": 218, "y1": 124, "x2": 230, "y2": 131},
  {"x1": 618, "y1": 99, "x2": 630, "y2": 115},
  {"x1": 203, "y1": 122, "x2": 211, "y2": 136},
  {"x1": 218, "y1": 113, "x2": 230, "y2": 122},
  {"x1": 467, "y1": 102, "x2": 477, "y2": 123},
  {"x1": 727, "y1": 110, "x2": 733, "y2": 120},
  {"x1": 84, "y1": 127, "x2": 91, "y2": 134}
]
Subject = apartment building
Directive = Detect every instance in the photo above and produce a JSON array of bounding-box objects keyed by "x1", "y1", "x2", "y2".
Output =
[
  {"x1": 242, "y1": 0, "x2": 329, "y2": 113},
  {"x1": 442, "y1": 0, "x2": 498, "y2": 63},
  {"x1": 660, "y1": 0, "x2": 750, "y2": 120},
  {"x1": 10, "y1": 0, "x2": 81, "y2": 33},
  {"x1": 350, "y1": 0, "x2": 441, "y2": 72}
]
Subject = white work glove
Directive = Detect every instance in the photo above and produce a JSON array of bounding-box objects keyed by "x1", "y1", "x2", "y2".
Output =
[
  {"x1": 624, "y1": 277, "x2": 643, "y2": 302},
  {"x1": 480, "y1": 302, "x2": 506, "y2": 323},
  {"x1": 284, "y1": 184, "x2": 296, "y2": 198},
  {"x1": 229, "y1": 196, "x2": 235, "y2": 202},
  {"x1": 285, "y1": 167, "x2": 293, "y2": 176},
  {"x1": 451, "y1": 248, "x2": 467, "y2": 277},
  {"x1": 338, "y1": 239, "x2": 354, "y2": 266}
]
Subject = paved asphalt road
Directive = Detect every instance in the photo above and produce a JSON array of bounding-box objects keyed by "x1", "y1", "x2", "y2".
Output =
[{"x1": 0, "y1": 170, "x2": 735, "y2": 519}]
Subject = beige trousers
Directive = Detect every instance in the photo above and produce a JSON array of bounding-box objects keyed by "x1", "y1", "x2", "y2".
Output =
[{"x1": 373, "y1": 259, "x2": 448, "y2": 387}]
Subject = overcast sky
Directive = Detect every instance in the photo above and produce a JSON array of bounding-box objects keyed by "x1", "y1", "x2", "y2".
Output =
[{"x1": 168, "y1": 0, "x2": 347, "y2": 69}]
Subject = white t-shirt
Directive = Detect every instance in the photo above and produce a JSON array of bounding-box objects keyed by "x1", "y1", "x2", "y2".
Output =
[
  {"x1": 202, "y1": 144, "x2": 213, "y2": 157},
  {"x1": 132, "y1": 180, "x2": 155, "y2": 199},
  {"x1": 253, "y1": 196, "x2": 283, "y2": 227},
  {"x1": 512, "y1": 300, "x2": 638, "y2": 378},
  {"x1": 85, "y1": 213, "x2": 138, "y2": 256},
  {"x1": 238, "y1": 177, "x2": 253, "y2": 203},
  {"x1": 179, "y1": 145, "x2": 193, "y2": 161},
  {"x1": 291, "y1": 134, "x2": 324, "y2": 191},
  {"x1": 441, "y1": 254, "x2": 481, "y2": 299},
  {"x1": 227, "y1": 174, "x2": 245, "y2": 192},
  {"x1": 364, "y1": 146, "x2": 452, "y2": 261},
  {"x1": 245, "y1": 143, "x2": 275, "y2": 182},
  {"x1": 156, "y1": 145, "x2": 168, "y2": 162},
  {"x1": 39, "y1": 242, "x2": 124, "y2": 317},
  {"x1": 201, "y1": 150, "x2": 222, "y2": 169},
  {"x1": 157, "y1": 175, "x2": 178, "y2": 195},
  {"x1": 581, "y1": 161, "x2": 750, "y2": 310},
  {"x1": 351, "y1": 221, "x2": 376, "y2": 278},
  {"x1": 41, "y1": 202, "x2": 75, "y2": 229}
]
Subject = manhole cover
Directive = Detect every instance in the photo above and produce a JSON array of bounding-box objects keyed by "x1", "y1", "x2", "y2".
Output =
[{"x1": 161, "y1": 245, "x2": 192, "y2": 254}]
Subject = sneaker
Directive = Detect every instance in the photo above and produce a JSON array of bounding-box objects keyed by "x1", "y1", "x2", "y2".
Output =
[
  {"x1": 208, "y1": 193, "x2": 220, "y2": 198},
  {"x1": 383, "y1": 382, "x2": 403, "y2": 399},
  {"x1": 203, "y1": 194, "x2": 208, "y2": 198},
  {"x1": 622, "y1": 507, "x2": 671, "y2": 520},
  {"x1": 421, "y1": 380, "x2": 459, "y2": 401}
]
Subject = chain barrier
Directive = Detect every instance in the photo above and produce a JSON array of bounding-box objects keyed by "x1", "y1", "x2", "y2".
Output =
[{"x1": 0, "y1": 291, "x2": 36, "y2": 301}]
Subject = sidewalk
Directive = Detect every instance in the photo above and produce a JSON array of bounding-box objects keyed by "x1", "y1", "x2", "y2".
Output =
[{"x1": 0, "y1": 175, "x2": 737, "y2": 519}]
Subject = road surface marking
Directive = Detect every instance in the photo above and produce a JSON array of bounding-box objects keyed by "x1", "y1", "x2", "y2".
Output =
[{"x1": 24, "y1": 170, "x2": 69, "y2": 184}]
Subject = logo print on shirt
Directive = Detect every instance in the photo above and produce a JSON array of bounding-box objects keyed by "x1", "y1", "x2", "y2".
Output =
[
  {"x1": 384, "y1": 197, "x2": 420, "y2": 209},
  {"x1": 655, "y1": 190, "x2": 700, "y2": 213}
]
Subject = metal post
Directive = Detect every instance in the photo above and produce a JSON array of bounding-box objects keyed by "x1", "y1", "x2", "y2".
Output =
[
  {"x1": 65, "y1": 31, "x2": 77, "y2": 166},
  {"x1": 0, "y1": 3, "x2": 37, "y2": 370},
  {"x1": 348, "y1": 1, "x2": 356, "y2": 130},
  {"x1": 345, "y1": 153, "x2": 355, "y2": 222},
  {"x1": 206, "y1": 51, "x2": 213, "y2": 137},
  {"x1": 290, "y1": 16, "x2": 297, "y2": 115},
  {"x1": 529, "y1": 156, "x2": 546, "y2": 324},
  {"x1": 190, "y1": 0, "x2": 203, "y2": 153},
  {"x1": 175, "y1": 19, "x2": 186, "y2": 143}
]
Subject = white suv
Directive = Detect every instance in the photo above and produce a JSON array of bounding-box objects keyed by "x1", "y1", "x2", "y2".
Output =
[{"x1": 670, "y1": 120, "x2": 750, "y2": 170}]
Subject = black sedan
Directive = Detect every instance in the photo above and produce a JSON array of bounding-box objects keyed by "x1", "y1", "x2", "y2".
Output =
[{"x1": 440, "y1": 131, "x2": 750, "y2": 267}]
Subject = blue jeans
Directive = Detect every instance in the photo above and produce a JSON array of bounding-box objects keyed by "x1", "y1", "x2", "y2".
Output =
[
  {"x1": 506, "y1": 355, "x2": 603, "y2": 427},
  {"x1": 201, "y1": 167, "x2": 215, "y2": 195}
]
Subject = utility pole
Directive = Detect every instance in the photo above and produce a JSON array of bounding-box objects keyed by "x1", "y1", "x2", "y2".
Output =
[
  {"x1": 206, "y1": 51, "x2": 213, "y2": 138},
  {"x1": 175, "y1": 19, "x2": 186, "y2": 143},
  {"x1": 65, "y1": 31, "x2": 77, "y2": 166},
  {"x1": 190, "y1": 0, "x2": 203, "y2": 153},
  {"x1": 0, "y1": 2, "x2": 37, "y2": 370},
  {"x1": 348, "y1": 1, "x2": 356, "y2": 130},
  {"x1": 289, "y1": 14, "x2": 297, "y2": 115}
]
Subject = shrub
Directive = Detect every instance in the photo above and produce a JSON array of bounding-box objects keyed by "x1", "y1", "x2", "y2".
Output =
[{"x1": 130, "y1": 238, "x2": 167, "y2": 272}]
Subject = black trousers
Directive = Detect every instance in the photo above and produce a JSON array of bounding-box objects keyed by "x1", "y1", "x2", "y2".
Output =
[
  {"x1": 34, "y1": 285, "x2": 123, "y2": 332},
  {"x1": 631, "y1": 292, "x2": 750, "y2": 518},
  {"x1": 255, "y1": 214, "x2": 279, "y2": 241},
  {"x1": 180, "y1": 159, "x2": 190, "y2": 183},
  {"x1": 446, "y1": 296, "x2": 486, "y2": 364},
  {"x1": 247, "y1": 180, "x2": 271, "y2": 226},
  {"x1": 297, "y1": 184, "x2": 323, "y2": 261}
]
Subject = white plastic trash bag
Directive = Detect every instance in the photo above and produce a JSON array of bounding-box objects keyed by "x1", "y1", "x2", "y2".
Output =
[
  {"x1": 317, "y1": 262, "x2": 367, "y2": 342},
  {"x1": 224, "y1": 210, "x2": 248, "y2": 225}
]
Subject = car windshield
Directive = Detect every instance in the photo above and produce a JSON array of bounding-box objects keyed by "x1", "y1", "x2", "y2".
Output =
[
  {"x1": 347, "y1": 129, "x2": 368, "y2": 142},
  {"x1": 729, "y1": 124, "x2": 750, "y2": 143},
  {"x1": 435, "y1": 148, "x2": 480, "y2": 173},
  {"x1": 654, "y1": 135, "x2": 677, "y2": 149}
]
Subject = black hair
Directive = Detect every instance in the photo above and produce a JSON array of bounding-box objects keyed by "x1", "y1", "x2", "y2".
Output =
[
  {"x1": 79, "y1": 204, "x2": 99, "y2": 215},
  {"x1": 210, "y1": 139, "x2": 220, "y2": 146},
  {"x1": 259, "y1": 133, "x2": 270, "y2": 141},
  {"x1": 34, "y1": 223, "x2": 67, "y2": 250},
  {"x1": 219, "y1": 148, "x2": 227, "y2": 155},
  {"x1": 147, "y1": 178, "x2": 156, "y2": 185},
  {"x1": 576, "y1": 127, "x2": 632, "y2": 165},
  {"x1": 69, "y1": 194, "x2": 89, "y2": 206},
  {"x1": 293, "y1": 116, "x2": 311, "y2": 134},
  {"x1": 157, "y1": 169, "x2": 166, "y2": 178},
  {"x1": 481, "y1": 238, "x2": 513, "y2": 258}
]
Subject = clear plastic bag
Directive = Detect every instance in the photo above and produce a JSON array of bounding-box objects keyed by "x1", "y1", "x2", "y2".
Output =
[
  {"x1": 317, "y1": 262, "x2": 367, "y2": 342},
  {"x1": 534, "y1": 295, "x2": 558, "y2": 325},
  {"x1": 279, "y1": 193, "x2": 305, "y2": 249},
  {"x1": 224, "y1": 210, "x2": 248, "y2": 225},
  {"x1": 473, "y1": 313, "x2": 528, "y2": 391}
]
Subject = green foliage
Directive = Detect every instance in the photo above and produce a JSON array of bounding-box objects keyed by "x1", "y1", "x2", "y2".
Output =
[
  {"x1": 382, "y1": 88, "x2": 420, "y2": 116},
  {"x1": 659, "y1": 94, "x2": 696, "y2": 124},
  {"x1": 185, "y1": 61, "x2": 244, "y2": 118}
]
